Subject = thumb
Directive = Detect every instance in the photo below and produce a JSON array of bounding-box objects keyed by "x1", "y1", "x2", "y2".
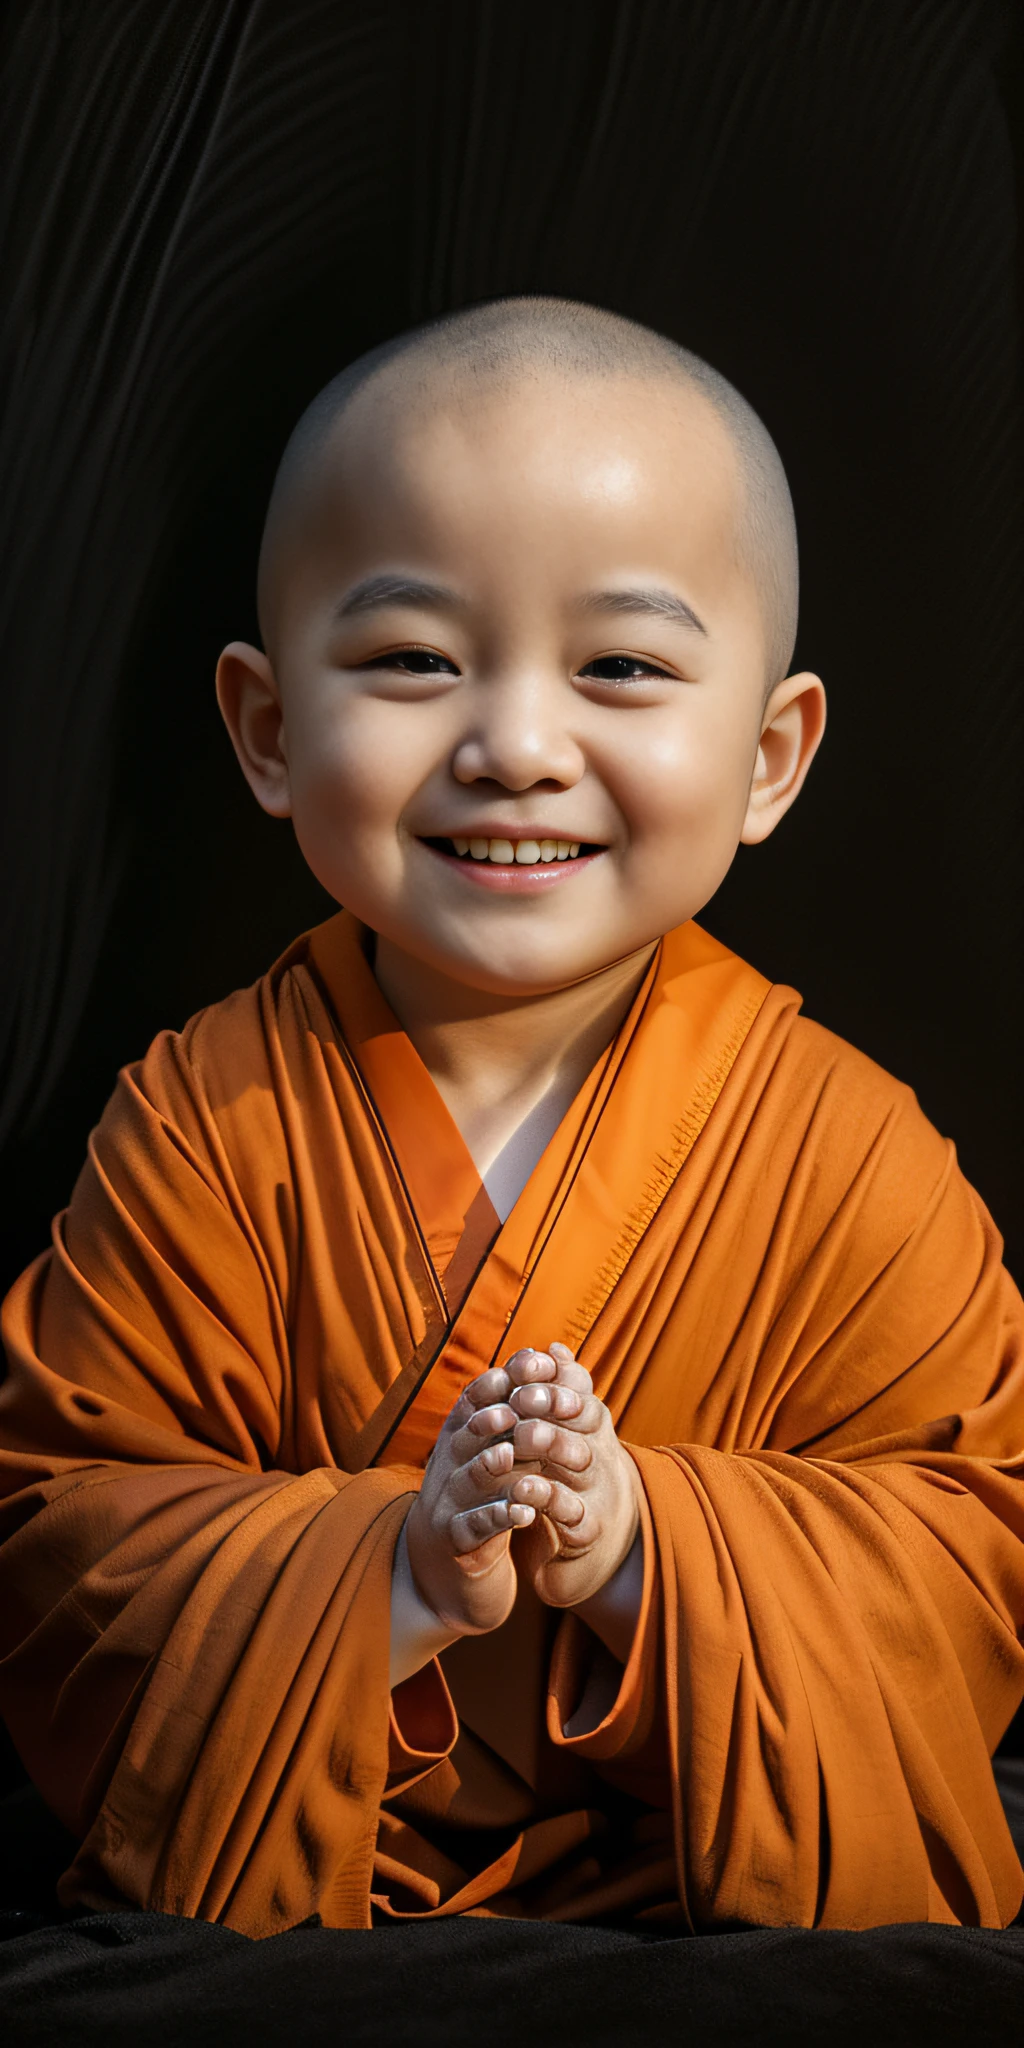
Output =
[
  {"x1": 453, "y1": 1530, "x2": 514, "y2": 1579},
  {"x1": 518, "y1": 1509, "x2": 562, "y2": 1589}
]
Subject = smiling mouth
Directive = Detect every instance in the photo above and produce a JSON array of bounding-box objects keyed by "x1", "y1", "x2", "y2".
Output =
[{"x1": 423, "y1": 835, "x2": 604, "y2": 866}]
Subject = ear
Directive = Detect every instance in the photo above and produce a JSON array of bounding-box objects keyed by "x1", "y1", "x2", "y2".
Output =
[
  {"x1": 739, "y1": 671, "x2": 827, "y2": 846},
  {"x1": 215, "y1": 642, "x2": 292, "y2": 818}
]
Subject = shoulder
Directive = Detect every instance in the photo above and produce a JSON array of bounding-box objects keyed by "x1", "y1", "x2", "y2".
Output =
[
  {"x1": 772, "y1": 1004, "x2": 924, "y2": 1125},
  {"x1": 724, "y1": 997, "x2": 1013, "y2": 1453},
  {"x1": 749, "y1": 993, "x2": 974, "y2": 1252},
  {"x1": 97, "y1": 923, "x2": 337, "y2": 1169},
  {"x1": 781, "y1": 1006, "x2": 939, "y2": 1140},
  {"x1": 688, "y1": 924, "x2": 943, "y2": 1185}
]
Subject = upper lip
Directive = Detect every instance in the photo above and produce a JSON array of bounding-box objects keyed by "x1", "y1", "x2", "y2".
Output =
[{"x1": 418, "y1": 826, "x2": 604, "y2": 843}]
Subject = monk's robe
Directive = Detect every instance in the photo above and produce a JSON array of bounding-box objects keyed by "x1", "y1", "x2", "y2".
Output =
[{"x1": 1, "y1": 913, "x2": 1023, "y2": 1936}]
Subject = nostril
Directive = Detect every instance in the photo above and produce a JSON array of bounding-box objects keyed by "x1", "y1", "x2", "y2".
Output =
[{"x1": 71, "y1": 1391, "x2": 103, "y2": 1417}]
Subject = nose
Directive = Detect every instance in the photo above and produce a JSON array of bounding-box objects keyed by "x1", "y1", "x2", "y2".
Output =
[{"x1": 451, "y1": 668, "x2": 585, "y2": 793}]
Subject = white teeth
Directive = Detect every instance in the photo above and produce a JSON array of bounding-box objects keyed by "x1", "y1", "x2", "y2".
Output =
[{"x1": 453, "y1": 835, "x2": 587, "y2": 863}]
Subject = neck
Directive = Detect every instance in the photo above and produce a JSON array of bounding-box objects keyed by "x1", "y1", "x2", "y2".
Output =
[{"x1": 372, "y1": 938, "x2": 657, "y2": 1194}]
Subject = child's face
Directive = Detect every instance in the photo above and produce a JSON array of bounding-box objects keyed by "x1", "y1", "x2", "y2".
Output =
[{"x1": 220, "y1": 372, "x2": 824, "y2": 996}]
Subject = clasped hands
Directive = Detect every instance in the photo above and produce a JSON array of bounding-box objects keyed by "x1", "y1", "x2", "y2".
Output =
[{"x1": 397, "y1": 1342, "x2": 641, "y2": 1677}]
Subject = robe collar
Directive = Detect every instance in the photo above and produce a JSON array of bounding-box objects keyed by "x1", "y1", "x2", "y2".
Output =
[{"x1": 307, "y1": 911, "x2": 770, "y2": 1467}]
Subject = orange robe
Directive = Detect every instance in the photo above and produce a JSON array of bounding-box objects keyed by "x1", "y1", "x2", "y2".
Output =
[{"x1": 1, "y1": 912, "x2": 1022, "y2": 1935}]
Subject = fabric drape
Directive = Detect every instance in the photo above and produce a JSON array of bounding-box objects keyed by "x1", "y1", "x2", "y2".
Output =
[
  {"x1": 1, "y1": 914, "x2": 1021, "y2": 1934},
  {"x1": 2, "y1": 0, "x2": 1021, "y2": 1298}
]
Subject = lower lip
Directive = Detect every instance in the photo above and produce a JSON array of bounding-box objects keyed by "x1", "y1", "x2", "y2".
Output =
[{"x1": 421, "y1": 844, "x2": 604, "y2": 892}]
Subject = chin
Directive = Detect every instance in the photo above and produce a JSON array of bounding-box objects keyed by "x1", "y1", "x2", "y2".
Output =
[
  {"x1": 429, "y1": 933, "x2": 611, "y2": 998},
  {"x1": 446, "y1": 953, "x2": 596, "y2": 998}
]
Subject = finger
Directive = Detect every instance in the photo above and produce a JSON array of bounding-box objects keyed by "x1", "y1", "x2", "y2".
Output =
[
  {"x1": 534, "y1": 1476, "x2": 588, "y2": 1534},
  {"x1": 552, "y1": 1363, "x2": 593, "y2": 1399},
  {"x1": 547, "y1": 1343, "x2": 593, "y2": 1399},
  {"x1": 500, "y1": 1348, "x2": 558, "y2": 1390},
  {"x1": 451, "y1": 1497, "x2": 536, "y2": 1556},
  {"x1": 450, "y1": 1366, "x2": 514, "y2": 1424},
  {"x1": 509, "y1": 1381, "x2": 584, "y2": 1422},
  {"x1": 499, "y1": 1471, "x2": 563, "y2": 1518},
  {"x1": 508, "y1": 1382, "x2": 597, "y2": 1426},
  {"x1": 449, "y1": 1404, "x2": 517, "y2": 1466},
  {"x1": 511, "y1": 1418, "x2": 593, "y2": 1473},
  {"x1": 451, "y1": 1531, "x2": 517, "y2": 1580},
  {"x1": 451, "y1": 1465, "x2": 556, "y2": 1517},
  {"x1": 448, "y1": 1440, "x2": 516, "y2": 1509}
]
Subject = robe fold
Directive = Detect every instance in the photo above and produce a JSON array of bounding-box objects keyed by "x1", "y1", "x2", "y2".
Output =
[{"x1": 1, "y1": 911, "x2": 1022, "y2": 1934}]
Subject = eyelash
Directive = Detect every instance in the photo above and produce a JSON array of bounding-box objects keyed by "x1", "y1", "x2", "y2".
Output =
[
  {"x1": 581, "y1": 654, "x2": 674, "y2": 682},
  {"x1": 360, "y1": 648, "x2": 675, "y2": 682},
  {"x1": 361, "y1": 648, "x2": 458, "y2": 675}
]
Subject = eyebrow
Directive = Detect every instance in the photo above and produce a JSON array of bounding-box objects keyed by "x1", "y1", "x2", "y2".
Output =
[
  {"x1": 333, "y1": 574, "x2": 462, "y2": 620},
  {"x1": 580, "y1": 586, "x2": 708, "y2": 635},
  {"x1": 332, "y1": 573, "x2": 708, "y2": 636}
]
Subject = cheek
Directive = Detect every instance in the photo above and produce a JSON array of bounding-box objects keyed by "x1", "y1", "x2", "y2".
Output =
[
  {"x1": 604, "y1": 714, "x2": 751, "y2": 855},
  {"x1": 285, "y1": 691, "x2": 424, "y2": 844},
  {"x1": 278, "y1": 694, "x2": 431, "y2": 913}
]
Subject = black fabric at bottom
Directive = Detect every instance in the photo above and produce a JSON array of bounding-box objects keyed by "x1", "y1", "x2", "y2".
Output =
[
  {"x1": 1, "y1": 1908, "x2": 1023, "y2": 2048},
  {"x1": 1, "y1": 1760, "x2": 1021, "y2": 2046}
]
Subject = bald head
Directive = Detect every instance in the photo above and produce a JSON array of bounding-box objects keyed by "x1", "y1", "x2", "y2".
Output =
[{"x1": 258, "y1": 296, "x2": 799, "y2": 690}]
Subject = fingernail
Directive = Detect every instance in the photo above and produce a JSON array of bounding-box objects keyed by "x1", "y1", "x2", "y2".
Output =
[
  {"x1": 515, "y1": 1475, "x2": 546, "y2": 1502},
  {"x1": 473, "y1": 1404, "x2": 510, "y2": 1433}
]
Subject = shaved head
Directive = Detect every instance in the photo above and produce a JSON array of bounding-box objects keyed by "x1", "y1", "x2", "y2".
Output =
[{"x1": 258, "y1": 296, "x2": 799, "y2": 690}]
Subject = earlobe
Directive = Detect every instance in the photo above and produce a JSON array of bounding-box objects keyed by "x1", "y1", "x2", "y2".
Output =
[
  {"x1": 739, "y1": 672, "x2": 827, "y2": 847},
  {"x1": 215, "y1": 641, "x2": 293, "y2": 819}
]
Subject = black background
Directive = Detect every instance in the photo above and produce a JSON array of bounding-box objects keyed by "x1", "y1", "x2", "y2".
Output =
[
  {"x1": 0, "y1": 0, "x2": 1023, "y2": 1804},
  {"x1": 2, "y1": 1, "x2": 1022, "y2": 1290}
]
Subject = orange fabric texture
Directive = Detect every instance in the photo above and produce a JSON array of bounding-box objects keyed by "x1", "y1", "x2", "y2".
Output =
[{"x1": 0, "y1": 911, "x2": 1022, "y2": 1935}]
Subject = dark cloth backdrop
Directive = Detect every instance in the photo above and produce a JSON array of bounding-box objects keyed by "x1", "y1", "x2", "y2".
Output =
[
  {"x1": 1, "y1": 0, "x2": 1022, "y2": 1300},
  {"x1": 1, "y1": 0, "x2": 1024, "y2": 2018}
]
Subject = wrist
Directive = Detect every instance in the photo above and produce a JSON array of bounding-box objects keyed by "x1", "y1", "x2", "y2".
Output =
[
  {"x1": 390, "y1": 1521, "x2": 460, "y2": 1687},
  {"x1": 574, "y1": 1523, "x2": 644, "y2": 1665},
  {"x1": 604, "y1": 1465, "x2": 642, "y2": 1586}
]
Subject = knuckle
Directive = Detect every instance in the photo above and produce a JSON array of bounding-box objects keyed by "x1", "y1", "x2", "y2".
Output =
[
  {"x1": 552, "y1": 1431, "x2": 588, "y2": 1471},
  {"x1": 503, "y1": 1348, "x2": 534, "y2": 1378},
  {"x1": 551, "y1": 1483, "x2": 585, "y2": 1525}
]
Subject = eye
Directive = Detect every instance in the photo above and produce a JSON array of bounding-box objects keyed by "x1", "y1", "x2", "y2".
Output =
[
  {"x1": 578, "y1": 654, "x2": 674, "y2": 682},
  {"x1": 361, "y1": 647, "x2": 460, "y2": 676}
]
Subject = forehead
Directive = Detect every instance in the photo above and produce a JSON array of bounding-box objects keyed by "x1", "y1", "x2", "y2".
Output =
[{"x1": 312, "y1": 366, "x2": 746, "y2": 579}]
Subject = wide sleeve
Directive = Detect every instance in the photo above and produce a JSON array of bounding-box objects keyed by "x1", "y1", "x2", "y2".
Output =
[
  {"x1": 627, "y1": 1102, "x2": 1024, "y2": 1932},
  {"x1": 0, "y1": 1023, "x2": 415, "y2": 1935}
]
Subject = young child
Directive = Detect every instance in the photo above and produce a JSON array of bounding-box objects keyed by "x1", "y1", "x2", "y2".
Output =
[{"x1": 1, "y1": 298, "x2": 1022, "y2": 1937}]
